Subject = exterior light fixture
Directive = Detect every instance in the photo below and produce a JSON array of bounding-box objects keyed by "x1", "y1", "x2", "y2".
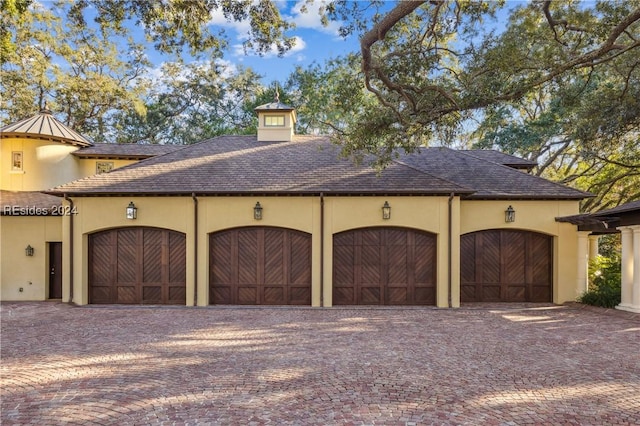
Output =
[
  {"x1": 126, "y1": 201, "x2": 137, "y2": 220},
  {"x1": 254, "y1": 202, "x2": 263, "y2": 220},
  {"x1": 25, "y1": 245, "x2": 34, "y2": 256},
  {"x1": 505, "y1": 205, "x2": 515, "y2": 223},
  {"x1": 382, "y1": 201, "x2": 391, "y2": 220}
]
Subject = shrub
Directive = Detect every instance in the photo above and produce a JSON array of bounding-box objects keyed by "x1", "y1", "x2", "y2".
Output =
[{"x1": 578, "y1": 254, "x2": 621, "y2": 308}]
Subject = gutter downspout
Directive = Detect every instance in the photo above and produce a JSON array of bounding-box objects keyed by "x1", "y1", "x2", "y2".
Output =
[
  {"x1": 320, "y1": 192, "x2": 324, "y2": 307},
  {"x1": 192, "y1": 193, "x2": 198, "y2": 307},
  {"x1": 64, "y1": 194, "x2": 74, "y2": 304},
  {"x1": 448, "y1": 192, "x2": 454, "y2": 308}
]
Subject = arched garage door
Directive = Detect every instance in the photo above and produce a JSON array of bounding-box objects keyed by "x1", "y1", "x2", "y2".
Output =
[
  {"x1": 209, "y1": 227, "x2": 311, "y2": 305},
  {"x1": 89, "y1": 227, "x2": 186, "y2": 304},
  {"x1": 333, "y1": 227, "x2": 437, "y2": 305},
  {"x1": 460, "y1": 230, "x2": 552, "y2": 303}
]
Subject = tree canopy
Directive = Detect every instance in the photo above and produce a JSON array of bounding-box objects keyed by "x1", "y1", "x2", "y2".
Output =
[{"x1": 1, "y1": 0, "x2": 638, "y2": 211}]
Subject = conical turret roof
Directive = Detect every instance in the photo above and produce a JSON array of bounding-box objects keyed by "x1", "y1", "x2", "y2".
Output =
[{"x1": 0, "y1": 107, "x2": 92, "y2": 147}]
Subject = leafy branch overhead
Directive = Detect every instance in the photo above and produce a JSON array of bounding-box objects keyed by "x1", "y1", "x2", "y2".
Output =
[
  {"x1": 1, "y1": 0, "x2": 638, "y2": 210},
  {"x1": 343, "y1": 0, "x2": 640, "y2": 157}
]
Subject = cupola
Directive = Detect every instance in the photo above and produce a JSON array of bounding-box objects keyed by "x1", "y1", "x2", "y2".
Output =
[{"x1": 254, "y1": 89, "x2": 296, "y2": 142}]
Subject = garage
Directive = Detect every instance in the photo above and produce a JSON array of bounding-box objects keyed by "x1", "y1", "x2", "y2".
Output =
[
  {"x1": 460, "y1": 229, "x2": 552, "y2": 302},
  {"x1": 209, "y1": 227, "x2": 312, "y2": 305},
  {"x1": 333, "y1": 227, "x2": 437, "y2": 305},
  {"x1": 89, "y1": 227, "x2": 186, "y2": 304}
]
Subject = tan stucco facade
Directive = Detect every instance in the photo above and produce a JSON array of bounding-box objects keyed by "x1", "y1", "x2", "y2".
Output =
[
  {"x1": 47, "y1": 194, "x2": 583, "y2": 307},
  {"x1": 0, "y1": 215, "x2": 62, "y2": 300}
]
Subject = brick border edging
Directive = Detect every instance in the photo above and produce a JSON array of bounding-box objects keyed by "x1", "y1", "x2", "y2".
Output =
[{"x1": 563, "y1": 301, "x2": 640, "y2": 321}]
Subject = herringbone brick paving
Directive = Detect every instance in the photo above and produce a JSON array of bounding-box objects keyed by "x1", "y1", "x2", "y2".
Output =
[{"x1": 1, "y1": 302, "x2": 638, "y2": 425}]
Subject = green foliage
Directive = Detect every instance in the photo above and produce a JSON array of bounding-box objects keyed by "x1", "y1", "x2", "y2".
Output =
[{"x1": 578, "y1": 253, "x2": 621, "y2": 308}]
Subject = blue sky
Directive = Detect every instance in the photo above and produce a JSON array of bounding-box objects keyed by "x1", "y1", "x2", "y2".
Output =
[{"x1": 191, "y1": 0, "x2": 364, "y2": 83}]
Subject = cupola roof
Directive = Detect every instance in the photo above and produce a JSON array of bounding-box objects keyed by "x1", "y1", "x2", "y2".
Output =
[{"x1": 0, "y1": 105, "x2": 92, "y2": 147}]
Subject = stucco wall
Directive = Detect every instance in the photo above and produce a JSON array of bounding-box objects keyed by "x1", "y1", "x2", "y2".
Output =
[
  {"x1": 58, "y1": 195, "x2": 581, "y2": 307},
  {"x1": 1, "y1": 137, "x2": 81, "y2": 191},
  {"x1": 0, "y1": 215, "x2": 62, "y2": 300}
]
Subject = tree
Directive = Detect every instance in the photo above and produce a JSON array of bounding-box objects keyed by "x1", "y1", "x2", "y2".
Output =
[
  {"x1": 1, "y1": 0, "x2": 148, "y2": 143},
  {"x1": 113, "y1": 63, "x2": 266, "y2": 144},
  {"x1": 328, "y1": 1, "x2": 640, "y2": 171},
  {"x1": 66, "y1": 0, "x2": 295, "y2": 59}
]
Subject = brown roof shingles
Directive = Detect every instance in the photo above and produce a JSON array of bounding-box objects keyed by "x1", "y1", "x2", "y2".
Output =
[
  {"x1": 50, "y1": 135, "x2": 468, "y2": 195},
  {"x1": 1, "y1": 191, "x2": 62, "y2": 215},
  {"x1": 48, "y1": 135, "x2": 589, "y2": 199},
  {"x1": 73, "y1": 143, "x2": 184, "y2": 159},
  {"x1": 397, "y1": 147, "x2": 589, "y2": 199}
]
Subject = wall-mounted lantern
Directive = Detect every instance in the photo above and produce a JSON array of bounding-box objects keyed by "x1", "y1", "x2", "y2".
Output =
[
  {"x1": 126, "y1": 201, "x2": 137, "y2": 220},
  {"x1": 254, "y1": 202, "x2": 263, "y2": 220},
  {"x1": 25, "y1": 245, "x2": 34, "y2": 256},
  {"x1": 505, "y1": 205, "x2": 515, "y2": 223},
  {"x1": 382, "y1": 201, "x2": 391, "y2": 220}
]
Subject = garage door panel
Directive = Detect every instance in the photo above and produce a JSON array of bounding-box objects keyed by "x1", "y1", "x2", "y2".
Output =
[
  {"x1": 532, "y1": 285, "x2": 551, "y2": 302},
  {"x1": 290, "y1": 287, "x2": 311, "y2": 305},
  {"x1": 482, "y1": 285, "x2": 501, "y2": 301},
  {"x1": 264, "y1": 287, "x2": 285, "y2": 304},
  {"x1": 415, "y1": 245, "x2": 435, "y2": 284},
  {"x1": 333, "y1": 287, "x2": 354, "y2": 305},
  {"x1": 238, "y1": 287, "x2": 257, "y2": 304},
  {"x1": 415, "y1": 287, "x2": 435, "y2": 304},
  {"x1": 169, "y1": 236, "x2": 186, "y2": 283},
  {"x1": 334, "y1": 246, "x2": 355, "y2": 285},
  {"x1": 387, "y1": 229, "x2": 407, "y2": 246},
  {"x1": 89, "y1": 228, "x2": 186, "y2": 304},
  {"x1": 506, "y1": 286, "x2": 526, "y2": 302},
  {"x1": 388, "y1": 245, "x2": 408, "y2": 285},
  {"x1": 333, "y1": 227, "x2": 436, "y2": 305},
  {"x1": 209, "y1": 227, "x2": 312, "y2": 305},
  {"x1": 461, "y1": 230, "x2": 552, "y2": 303},
  {"x1": 143, "y1": 286, "x2": 162, "y2": 303},
  {"x1": 361, "y1": 229, "x2": 382, "y2": 246},
  {"x1": 117, "y1": 286, "x2": 137, "y2": 303},
  {"x1": 361, "y1": 287, "x2": 381, "y2": 304},
  {"x1": 290, "y1": 235, "x2": 311, "y2": 285},
  {"x1": 387, "y1": 287, "x2": 407, "y2": 305},
  {"x1": 212, "y1": 286, "x2": 231, "y2": 304}
]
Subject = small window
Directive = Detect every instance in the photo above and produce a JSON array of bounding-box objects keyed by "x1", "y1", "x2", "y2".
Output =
[
  {"x1": 96, "y1": 161, "x2": 114, "y2": 174},
  {"x1": 11, "y1": 152, "x2": 23, "y2": 171},
  {"x1": 264, "y1": 115, "x2": 285, "y2": 127}
]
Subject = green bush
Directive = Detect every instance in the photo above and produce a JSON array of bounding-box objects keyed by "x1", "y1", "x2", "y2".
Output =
[{"x1": 578, "y1": 254, "x2": 621, "y2": 308}]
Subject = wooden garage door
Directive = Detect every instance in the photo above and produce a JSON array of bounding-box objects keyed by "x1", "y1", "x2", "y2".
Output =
[
  {"x1": 209, "y1": 227, "x2": 311, "y2": 305},
  {"x1": 89, "y1": 228, "x2": 186, "y2": 304},
  {"x1": 333, "y1": 227, "x2": 437, "y2": 305},
  {"x1": 461, "y1": 230, "x2": 552, "y2": 303}
]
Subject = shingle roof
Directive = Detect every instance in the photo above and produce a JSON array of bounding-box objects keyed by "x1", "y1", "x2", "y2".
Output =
[
  {"x1": 0, "y1": 109, "x2": 92, "y2": 147},
  {"x1": 462, "y1": 150, "x2": 536, "y2": 170},
  {"x1": 49, "y1": 135, "x2": 470, "y2": 196},
  {"x1": 47, "y1": 135, "x2": 589, "y2": 199},
  {"x1": 1, "y1": 191, "x2": 62, "y2": 215},
  {"x1": 397, "y1": 147, "x2": 588, "y2": 200},
  {"x1": 592, "y1": 199, "x2": 640, "y2": 216},
  {"x1": 73, "y1": 143, "x2": 184, "y2": 159}
]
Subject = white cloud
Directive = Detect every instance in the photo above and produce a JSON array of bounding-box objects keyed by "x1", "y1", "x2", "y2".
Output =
[
  {"x1": 232, "y1": 36, "x2": 306, "y2": 58},
  {"x1": 288, "y1": 0, "x2": 342, "y2": 36},
  {"x1": 208, "y1": 8, "x2": 252, "y2": 41}
]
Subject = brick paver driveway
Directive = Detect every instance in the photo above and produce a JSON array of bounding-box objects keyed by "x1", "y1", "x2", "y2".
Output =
[{"x1": 1, "y1": 302, "x2": 639, "y2": 425}]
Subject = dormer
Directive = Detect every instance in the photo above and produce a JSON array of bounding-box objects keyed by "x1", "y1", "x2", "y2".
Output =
[{"x1": 255, "y1": 92, "x2": 296, "y2": 142}]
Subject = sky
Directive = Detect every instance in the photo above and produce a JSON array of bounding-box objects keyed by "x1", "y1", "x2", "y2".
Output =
[{"x1": 205, "y1": 1, "x2": 363, "y2": 83}]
